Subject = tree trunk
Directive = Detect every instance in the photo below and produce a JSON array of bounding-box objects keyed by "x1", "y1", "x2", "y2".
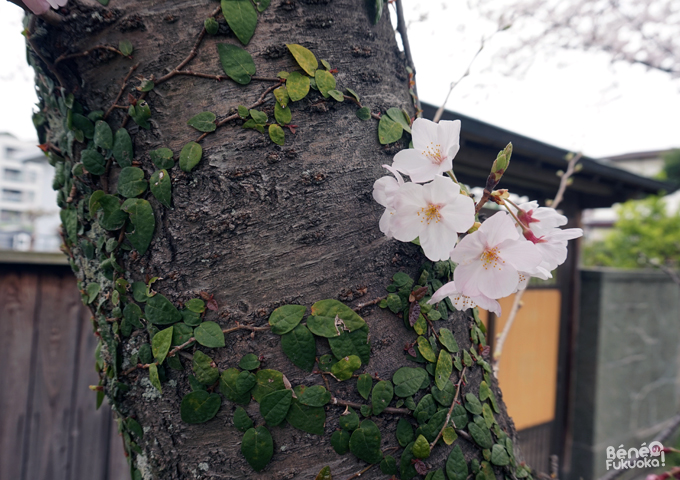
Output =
[{"x1": 29, "y1": 0, "x2": 523, "y2": 478}]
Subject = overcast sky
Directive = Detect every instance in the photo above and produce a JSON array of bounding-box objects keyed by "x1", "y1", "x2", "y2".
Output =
[{"x1": 1, "y1": 1, "x2": 678, "y2": 159}]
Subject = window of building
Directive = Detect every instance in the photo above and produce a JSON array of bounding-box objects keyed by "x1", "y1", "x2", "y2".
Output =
[
  {"x1": 0, "y1": 210, "x2": 22, "y2": 223},
  {"x1": 3, "y1": 168, "x2": 22, "y2": 182},
  {"x1": 1, "y1": 189, "x2": 23, "y2": 202},
  {"x1": 25, "y1": 170, "x2": 37, "y2": 183}
]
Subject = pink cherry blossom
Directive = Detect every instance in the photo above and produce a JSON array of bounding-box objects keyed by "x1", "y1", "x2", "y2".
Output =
[
  {"x1": 451, "y1": 212, "x2": 542, "y2": 299},
  {"x1": 517, "y1": 201, "x2": 568, "y2": 236},
  {"x1": 23, "y1": 0, "x2": 67, "y2": 15},
  {"x1": 392, "y1": 118, "x2": 461, "y2": 183},
  {"x1": 429, "y1": 280, "x2": 502, "y2": 315},
  {"x1": 373, "y1": 165, "x2": 404, "y2": 239},
  {"x1": 525, "y1": 227, "x2": 583, "y2": 271},
  {"x1": 390, "y1": 175, "x2": 475, "y2": 261}
]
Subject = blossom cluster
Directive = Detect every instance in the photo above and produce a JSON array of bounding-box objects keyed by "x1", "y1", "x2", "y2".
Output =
[{"x1": 373, "y1": 118, "x2": 582, "y2": 316}]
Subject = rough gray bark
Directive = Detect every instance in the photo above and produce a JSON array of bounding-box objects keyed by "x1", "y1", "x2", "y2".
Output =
[{"x1": 30, "y1": 0, "x2": 521, "y2": 478}]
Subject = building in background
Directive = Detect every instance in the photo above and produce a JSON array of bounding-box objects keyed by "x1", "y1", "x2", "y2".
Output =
[{"x1": 0, "y1": 133, "x2": 60, "y2": 251}]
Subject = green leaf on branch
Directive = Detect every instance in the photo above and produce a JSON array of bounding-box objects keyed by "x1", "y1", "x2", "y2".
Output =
[
  {"x1": 187, "y1": 111, "x2": 217, "y2": 132},
  {"x1": 442, "y1": 427, "x2": 458, "y2": 445},
  {"x1": 431, "y1": 379, "x2": 455, "y2": 406},
  {"x1": 371, "y1": 380, "x2": 393, "y2": 415},
  {"x1": 479, "y1": 380, "x2": 492, "y2": 401},
  {"x1": 286, "y1": 72, "x2": 310, "y2": 102},
  {"x1": 60, "y1": 207, "x2": 77, "y2": 244},
  {"x1": 81, "y1": 149, "x2": 106, "y2": 175},
  {"x1": 194, "y1": 321, "x2": 225, "y2": 348},
  {"x1": 112, "y1": 128, "x2": 133, "y2": 167},
  {"x1": 119, "y1": 39, "x2": 133, "y2": 56},
  {"x1": 275, "y1": 103, "x2": 292, "y2": 125},
  {"x1": 260, "y1": 389, "x2": 293, "y2": 426},
  {"x1": 252, "y1": 369, "x2": 285, "y2": 402},
  {"x1": 117, "y1": 167, "x2": 148, "y2": 198},
  {"x1": 238, "y1": 105, "x2": 249, "y2": 118},
  {"x1": 446, "y1": 445, "x2": 468, "y2": 480},
  {"x1": 396, "y1": 418, "x2": 414, "y2": 447},
  {"x1": 434, "y1": 350, "x2": 452, "y2": 390},
  {"x1": 145, "y1": 293, "x2": 182, "y2": 325},
  {"x1": 464, "y1": 392, "x2": 483, "y2": 415},
  {"x1": 149, "y1": 169, "x2": 172, "y2": 208},
  {"x1": 451, "y1": 403, "x2": 468, "y2": 429},
  {"x1": 413, "y1": 394, "x2": 436, "y2": 424},
  {"x1": 286, "y1": 44, "x2": 318, "y2": 76},
  {"x1": 349, "y1": 420, "x2": 382, "y2": 464},
  {"x1": 295, "y1": 385, "x2": 331, "y2": 407},
  {"x1": 386, "y1": 107, "x2": 412, "y2": 133},
  {"x1": 328, "y1": 326, "x2": 370, "y2": 364},
  {"x1": 72, "y1": 113, "x2": 94, "y2": 139},
  {"x1": 233, "y1": 406, "x2": 253, "y2": 431},
  {"x1": 412, "y1": 434, "x2": 431, "y2": 459},
  {"x1": 315, "y1": 465, "x2": 332, "y2": 480},
  {"x1": 463, "y1": 349, "x2": 473, "y2": 367},
  {"x1": 330, "y1": 355, "x2": 361, "y2": 381},
  {"x1": 331, "y1": 429, "x2": 350, "y2": 455},
  {"x1": 339, "y1": 407, "x2": 360, "y2": 430},
  {"x1": 221, "y1": 0, "x2": 258, "y2": 45},
  {"x1": 357, "y1": 373, "x2": 372, "y2": 400},
  {"x1": 150, "y1": 148, "x2": 174, "y2": 169},
  {"x1": 179, "y1": 142, "x2": 202, "y2": 172},
  {"x1": 281, "y1": 324, "x2": 316, "y2": 371},
  {"x1": 217, "y1": 43, "x2": 256, "y2": 84},
  {"x1": 327, "y1": 89, "x2": 344, "y2": 102},
  {"x1": 151, "y1": 326, "x2": 173, "y2": 364},
  {"x1": 314, "y1": 69, "x2": 336, "y2": 98},
  {"x1": 417, "y1": 336, "x2": 436, "y2": 362},
  {"x1": 86, "y1": 282, "x2": 100, "y2": 304},
  {"x1": 242, "y1": 119, "x2": 265, "y2": 133},
  {"x1": 311, "y1": 299, "x2": 366, "y2": 331},
  {"x1": 148, "y1": 363, "x2": 161, "y2": 392},
  {"x1": 94, "y1": 120, "x2": 113, "y2": 150},
  {"x1": 306, "y1": 316, "x2": 341, "y2": 338},
  {"x1": 241, "y1": 426, "x2": 274, "y2": 471},
  {"x1": 286, "y1": 399, "x2": 325, "y2": 435},
  {"x1": 268, "y1": 124, "x2": 285, "y2": 145},
  {"x1": 239, "y1": 353, "x2": 261, "y2": 371},
  {"x1": 253, "y1": 0, "x2": 270, "y2": 12},
  {"x1": 356, "y1": 107, "x2": 371, "y2": 120},
  {"x1": 121, "y1": 198, "x2": 155, "y2": 254},
  {"x1": 483, "y1": 403, "x2": 495, "y2": 428},
  {"x1": 171, "y1": 323, "x2": 193, "y2": 346},
  {"x1": 204, "y1": 17, "x2": 219, "y2": 35},
  {"x1": 268, "y1": 304, "x2": 306, "y2": 334},
  {"x1": 274, "y1": 86, "x2": 289, "y2": 108},
  {"x1": 249, "y1": 109, "x2": 268, "y2": 124},
  {"x1": 193, "y1": 350, "x2": 219, "y2": 385},
  {"x1": 127, "y1": 102, "x2": 151, "y2": 130},
  {"x1": 468, "y1": 416, "x2": 493, "y2": 449},
  {"x1": 438, "y1": 328, "x2": 459, "y2": 353},
  {"x1": 392, "y1": 367, "x2": 428, "y2": 397},
  {"x1": 378, "y1": 114, "x2": 403, "y2": 144}
]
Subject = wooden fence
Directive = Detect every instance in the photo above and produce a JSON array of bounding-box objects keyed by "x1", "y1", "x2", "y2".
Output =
[{"x1": 0, "y1": 258, "x2": 127, "y2": 480}]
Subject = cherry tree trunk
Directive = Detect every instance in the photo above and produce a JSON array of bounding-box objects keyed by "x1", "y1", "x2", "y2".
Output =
[{"x1": 29, "y1": 0, "x2": 522, "y2": 478}]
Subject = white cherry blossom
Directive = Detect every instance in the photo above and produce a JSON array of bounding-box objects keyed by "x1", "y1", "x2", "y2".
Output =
[
  {"x1": 429, "y1": 280, "x2": 502, "y2": 315},
  {"x1": 392, "y1": 118, "x2": 461, "y2": 183},
  {"x1": 373, "y1": 165, "x2": 404, "y2": 239},
  {"x1": 390, "y1": 175, "x2": 475, "y2": 261}
]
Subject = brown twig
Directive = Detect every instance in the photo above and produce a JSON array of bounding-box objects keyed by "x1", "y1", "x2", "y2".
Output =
[
  {"x1": 330, "y1": 397, "x2": 411, "y2": 415},
  {"x1": 430, "y1": 366, "x2": 467, "y2": 447},
  {"x1": 550, "y1": 152, "x2": 582, "y2": 210},
  {"x1": 54, "y1": 45, "x2": 125, "y2": 65},
  {"x1": 104, "y1": 63, "x2": 140, "y2": 120},
  {"x1": 352, "y1": 296, "x2": 386, "y2": 311}
]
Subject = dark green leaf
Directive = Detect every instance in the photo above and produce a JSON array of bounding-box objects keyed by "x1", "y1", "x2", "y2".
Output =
[
  {"x1": 171, "y1": 322, "x2": 193, "y2": 346},
  {"x1": 396, "y1": 418, "x2": 414, "y2": 447},
  {"x1": 286, "y1": 399, "x2": 325, "y2": 435},
  {"x1": 204, "y1": 17, "x2": 219, "y2": 35},
  {"x1": 151, "y1": 326, "x2": 173, "y2": 364},
  {"x1": 357, "y1": 373, "x2": 372, "y2": 400},
  {"x1": 463, "y1": 349, "x2": 473, "y2": 367},
  {"x1": 400, "y1": 442, "x2": 417, "y2": 480},
  {"x1": 286, "y1": 44, "x2": 318, "y2": 76},
  {"x1": 371, "y1": 380, "x2": 393, "y2": 415},
  {"x1": 254, "y1": 0, "x2": 270, "y2": 12},
  {"x1": 328, "y1": 326, "x2": 370, "y2": 364},
  {"x1": 242, "y1": 119, "x2": 265, "y2": 133},
  {"x1": 356, "y1": 107, "x2": 371, "y2": 120},
  {"x1": 149, "y1": 148, "x2": 174, "y2": 170},
  {"x1": 295, "y1": 385, "x2": 331, "y2": 407},
  {"x1": 451, "y1": 403, "x2": 468, "y2": 429},
  {"x1": 318, "y1": 354, "x2": 334, "y2": 372},
  {"x1": 217, "y1": 43, "x2": 256, "y2": 84},
  {"x1": 145, "y1": 294, "x2": 182, "y2": 325},
  {"x1": 112, "y1": 128, "x2": 133, "y2": 167},
  {"x1": 482, "y1": 403, "x2": 495, "y2": 428},
  {"x1": 380, "y1": 455, "x2": 397, "y2": 475},
  {"x1": 241, "y1": 427, "x2": 273, "y2": 471},
  {"x1": 349, "y1": 420, "x2": 382, "y2": 464},
  {"x1": 367, "y1": 0, "x2": 383, "y2": 25},
  {"x1": 191, "y1": 351, "x2": 217, "y2": 386},
  {"x1": 339, "y1": 407, "x2": 360, "y2": 430},
  {"x1": 182, "y1": 309, "x2": 202, "y2": 326},
  {"x1": 260, "y1": 389, "x2": 293, "y2": 426},
  {"x1": 434, "y1": 350, "x2": 452, "y2": 390},
  {"x1": 465, "y1": 393, "x2": 483, "y2": 415},
  {"x1": 249, "y1": 109, "x2": 267, "y2": 125},
  {"x1": 314, "y1": 69, "x2": 336, "y2": 98},
  {"x1": 431, "y1": 380, "x2": 455, "y2": 406},
  {"x1": 469, "y1": 417, "x2": 493, "y2": 449},
  {"x1": 237, "y1": 105, "x2": 249, "y2": 118},
  {"x1": 194, "y1": 321, "x2": 225, "y2": 348},
  {"x1": 239, "y1": 353, "x2": 261, "y2": 370},
  {"x1": 127, "y1": 103, "x2": 151, "y2": 130},
  {"x1": 268, "y1": 124, "x2": 285, "y2": 145},
  {"x1": 187, "y1": 111, "x2": 217, "y2": 132},
  {"x1": 221, "y1": 0, "x2": 257, "y2": 45},
  {"x1": 82, "y1": 149, "x2": 106, "y2": 175},
  {"x1": 330, "y1": 355, "x2": 361, "y2": 381},
  {"x1": 121, "y1": 198, "x2": 155, "y2": 255},
  {"x1": 311, "y1": 299, "x2": 366, "y2": 331},
  {"x1": 124, "y1": 303, "x2": 144, "y2": 328},
  {"x1": 252, "y1": 369, "x2": 285, "y2": 402},
  {"x1": 180, "y1": 390, "x2": 221, "y2": 424},
  {"x1": 233, "y1": 406, "x2": 253, "y2": 431},
  {"x1": 446, "y1": 445, "x2": 468, "y2": 480},
  {"x1": 60, "y1": 208, "x2": 77, "y2": 244},
  {"x1": 331, "y1": 429, "x2": 350, "y2": 455},
  {"x1": 306, "y1": 316, "x2": 341, "y2": 338},
  {"x1": 94, "y1": 120, "x2": 113, "y2": 150},
  {"x1": 119, "y1": 39, "x2": 133, "y2": 56},
  {"x1": 385, "y1": 293, "x2": 402, "y2": 313},
  {"x1": 72, "y1": 113, "x2": 94, "y2": 138},
  {"x1": 392, "y1": 367, "x2": 428, "y2": 397},
  {"x1": 453, "y1": 354, "x2": 463, "y2": 371},
  {"x1": 117, "y1": 167, "x2": 147, "y2": 198},
  {"x1": 286, "y1": 72, "x2": 310, "y2": 102},
  {"x1": 413, "y1": 394, "x2": 436, "y2": 424},
  {"x1": 149, "y1": 169, "x2": 171, "y2": 208},
  {"x1": 85, "y1": 282, "x2": 100, "y2": 304},
  {"x1": 274, "y1": 102, "x2": 292, "y2": 125},
  {"x1": 360, "y1": 404, "x2": 372, "y2": 417},
  {"x1": 378, "y1": 114, "x2": 403, "y2": 145},
  {"x1": 179, "y1": 142, "x2": 202, "y2": 172},
  {"x1": 281, "y1": 324, "x2": 316, "y2": 371}
]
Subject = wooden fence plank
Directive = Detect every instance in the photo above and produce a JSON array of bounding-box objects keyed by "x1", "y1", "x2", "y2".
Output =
[{"x1": 0, "y1": 267, "x2": 39, "y2": 480}]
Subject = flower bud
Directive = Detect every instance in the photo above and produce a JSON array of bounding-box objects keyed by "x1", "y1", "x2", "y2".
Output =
[{"x1": 485, "y1": 142, "x2": 512, "y2": 191}]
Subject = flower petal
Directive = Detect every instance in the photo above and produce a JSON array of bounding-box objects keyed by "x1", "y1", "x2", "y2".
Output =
[
  {"x1": 477, "y1": 261, "x2": 520, "y2": 299},
  {"x1": 419, "y1": 218, "x2": 459, "y2": 261},
  {"x1": 392, "y1": 148, "x2": 442, "y2": 183},
  {"x1": 480, "y1": 212, "x2": 519, "y2": 246},
  {"x1": 450, "y1": 230, "x2": 486, "y2": 264},
  {"x1": 499, "y1": 239, "x2": 542, "y2": 272}
]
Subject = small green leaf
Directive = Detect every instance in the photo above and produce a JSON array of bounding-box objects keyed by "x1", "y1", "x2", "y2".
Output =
[
  {"x1": 386, "y1": 107, "x2": 412, "y2": 133},
  {"x1": 268, "y1": 124, "x2": 285, "y2": 145},
  {"x1": 242, "y1": 119, "x2": 264, "y2": 133},
  {"x1": 233, "y1": 406, "x2": 254, "y2": 431},
  {"x1": 137, "y1": 79, "x2": 154, "y2": 92},
  {"x1": 451, "y1": 403, "x2": 468, "y2": 429},
  {"x1": 330, "y1": 355, "x2": 361, "y2": 381},
  {"x1": 241, "y1": 426, "x2": 274, "y2": 471},
  {"x1": 439, "y1": 328, "x2": 459, "y2": 353},
  {"x1": 72, "y1": 113, "x2": 94, "y2": 138},
  {"x1": 360, "y1": 404, "x2": 372, "y2": 417},
  {"x1": 453, "y1": 354, "x2": 463, "y2": 371},
  {"x1": 286, "y1": 44, "x2": 318, "y2": 76},
  {"x1": 371, "y1": 380, "x2": 393, "y2": 415},
  {"x1": 483, "y1": 403, "x2": 495, "y2": 428},
  {"x1": 392, "y1": 367, "x2": 428, "y2": 397},
  {"x1": 431, "y1": 380, "x2": 455, "y2": 406},
  {"x1": 442, "y1": 427, "x2": 457, "y2": 445},
  {"x1": 328, "y1": 327, "x2": 370, "y2": 364},
  {"x1": 367, "y1": 0, "x2": 382, "y2": 25},
  {"x1": 119, "y1": 39, "x2": 133, "y2": 56},
  {"x1": 239, "y1": 353, "x2": 261, "y2": 370},
  {"x1": 250, "y1": 109, "x2": 268, "y2": 124},
  {"x1": 179, "y1": 142, "x2": 203, "y2": 172},
  {"x1": 145, "y1": 294, "x2": 182, "y2": 325},
  {"x1": 463, "y1": 349, "x2": 473, "y2": 367},
  {"x1": 314, "y1": 69, "x2": 336, "y2": 97},
  {"x1": 237, "y1": 105, "x2": 249, "y2": 118},
  {"x1": 221, "y1": 0, "x2": 258, "y2": 45},
  {"x1": 286, "y1": 72, "x2": 310, "y2": 102},
  {"x1": 204, "y1": 17, "x2": 219, "y2": 35},
  {"x1": 151, "y1": 326, "x2": 173, "y2": 364},
  {"x1": 148, "y1": 363, "x2": 162, "y2": 392},
  {"x1": 315, "y1": 466, "x2": 332, "y2": 480},
  {"x1": 112, "y1": 128, "x2": 133, "y2": 167},
  {"x1": 479, "y1": 381, "x2": 492, "y2": 401},
  {"x1": 396, "y1": 418, "x2": 414, "y2": 447},
  {"x1": 117, "y1": 167, "x2": 148, "y2": 198},
  {"x1": 217, "y1": 43, "x2": 256, "y2": 84},
  {"x1": 465, "y1": 393, "x2": 483, "y2": 415},
  {"x1": 468, "y1": 416, "x2": 493, "y2": 449},
  {"x1": 149, "y1": 169, "x2": 171, "y2": 208},
  {"x1": 356, "y1": 107, "x2": 371, "y2": 121},
  {"x1": 187, "y1": 111, "x2": 217, "y2": 132},
  {"x1": 186, "y1": 298, "x2": 206, "y2": 313},
  {"x1": 311, "y1": 299, "x2": 366, "y2": 331},
  {"x1": 86, "y1": 282, "x2": 100, "y2": 304},
  {"x1": 349, "y1": 420, "x2": 382, "y2": 464},
  {"x1": 123, "y1": 303, "x2": 144, "y2": 329},
  {"x1": 331, "y1": 429, "x2": 350, "y2": 455},
  {"x1": 417, "y1": 336, "x2": 437, "y2": 362},
  {"x1": 327, "y1": 89, "x2": 344, "y2": 102},
  {"x1": 357, "y1": 373, "x2": 372, "y2": 400},
  {"x1": 306, "y1": 316, "x2": 341, "y2": 338},
  {"x1": 434, "y1": 350, "x2": 453, "y2": 390},
  {"x1": 127, "y1": 102, "x2": 151, "y2": 130},
  {"x1": 274, "y1": 102, "x2": 292, "y2": 125},
  {"x1": 254, "y1": 0, "x2": 270, "y2": 12},
  {"x1": 318, "y1": 354, "x2": 334, "y2": 372},
  {"x1": 294, "y1": 385, "x2": 331, "y2": 407},
  {"x1": 379, "y1": 455, "x2": 397, "y2": 475},
  {"x1": 193, "y1": 350, "x2": 219, "y2": 385},
  {"x1": 94, "y1": 120, "x2": 113, "y2": 150},
  {"x1": 149, "y1": 148, "x2": 174, "y2": 169},
  {"x1": 260, "y1": 389, "x2": 293, "y2": 426},
  {"x1": 194, "y1": 321, "x2": 225, "y2": 348},
  {"x1": 412, "y1": 434, "x2": 430, "y2": 459},
  {"x1": 121, "y1": 198, "x2": 155, "y2": 255},
  {"x1": 378, "y1": 114, "x2": 403, "y2": 144},
  {"x1": 281, "y1": 324, "x2": 316, "y2": 371},
  {"x1": 171, "y1": 322, "x2": 193, "y2": 346},
  {"x1": 252, "y1": 369, "x2": 285, "y2": 402},
  {"x1": 269, "y1": 305, "x2": 307, "y2": 335},
  {"x1": 273, "y1": 86, "x2": 290, "y2": 108},
  {"x1": 339, "y1": 407, "x2": 360, "y2": 430},
  {"x1": 286, "y1": 399, "x2": 325, "y2": 435},
  {"x1": 413, "y1": 394, "x2": 436, "y2": 424},
  {"x1": 182, "y1": 309, "x2": 202, "y2": 326},
  {"x1": 446, "y1": 445, "x2": 468, "y2": 480},
  {"x1": 60, "y1": 208, "x2": 77, "y2": 244},
  {"x1": 82, "y1": 149, "x2": 106, "y2": 175}
]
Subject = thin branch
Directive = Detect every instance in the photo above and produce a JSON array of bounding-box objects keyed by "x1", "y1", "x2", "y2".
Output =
[
  {"x1": 430, "y1": 366, "x2": 467, "y2": 447},
  {"x1": 330, "y1": 397, "x2": 411, "y2": 415},
  {"x1": 222, "y1": 324, "x2": 270, "y2": 335},
  {"x1": 54, "y1": 45, "x2": 125, "y2": 65},
  {"x1": 104, "y1": 63, "x2": 140, "y2": 120},
  {"x1": 549, "y1": 152, "x2": 582, "y2": 210},
  {"x1": 352, "y1": 296, "x2": 386, "y2": 311}
]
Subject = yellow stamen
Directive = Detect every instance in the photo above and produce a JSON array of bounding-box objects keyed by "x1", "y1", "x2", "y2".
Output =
[
  {"x1": 417, "y1": 204, "x2": 442, "y2": 224},
  {"x1": 423, "y1": 142, "x2": 445, "y2": 165},
  {"x1": 480, "y1": 246, "x2": 504, "y2": 271}
]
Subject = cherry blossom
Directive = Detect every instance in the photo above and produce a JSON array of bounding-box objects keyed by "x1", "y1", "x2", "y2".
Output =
[
  {"x1": 451, "y1": 212, "x2": 542, "y2": 299},
  {"x1": 373, "y1": 165, "x2": 404, "y2": 238},
  {"x1": 23, "y1": 0, "x2": 67, "y2": 15},
  {"x1": 390, "y1": 175, "x2": 475, "y2": 261},
  {"x1": 429, "y1": 280, "x2": 502, "y2": 315},
  {"x1": 524, "y1": 226, "x2": 583, "y2": 271},
  {"x1": 516, "y1": 201, "x2": 568, "y2": 236},
  {"x1": 392, "y1": 118, "x2": 461, "y2": 183}
]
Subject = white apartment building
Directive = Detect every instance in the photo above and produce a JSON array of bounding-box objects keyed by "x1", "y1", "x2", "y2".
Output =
[{"x1": 0, "y1": 133, "x2": 61, "y2": 251}]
